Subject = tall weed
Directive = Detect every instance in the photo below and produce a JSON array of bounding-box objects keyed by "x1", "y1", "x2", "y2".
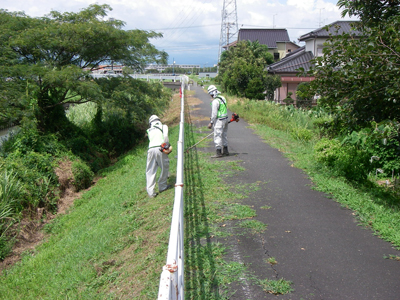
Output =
[
  {"x1": 314, "y1": 138, "x2": 371, "y2": 181},
  {"x1": 66, "y1": 102, "x2": 98, "y2": 130},
  {"x1": 0, "y1": 170, "x2": 21, "y2": 259},
  {"x1": 230, "y1": 99, "x2": 325, "y2": 141}
]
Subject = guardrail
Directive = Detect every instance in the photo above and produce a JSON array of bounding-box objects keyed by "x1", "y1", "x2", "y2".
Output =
[
  {"x1": 158, "y1": 76, "x2": 188, "y2": 300},
  {"x1": 90, "y1": 73, "x2": 185, "y2": 82}
]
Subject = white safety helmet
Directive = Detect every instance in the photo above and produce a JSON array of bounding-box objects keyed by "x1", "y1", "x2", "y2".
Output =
[
  {"x1": 149, "y1": 115, "x2": 160, "y2": 126},
  {"x1": 207, "y1": 85, "x2": 219, "y2": 98}
]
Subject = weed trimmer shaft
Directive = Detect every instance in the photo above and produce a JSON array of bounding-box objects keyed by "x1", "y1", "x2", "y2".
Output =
[{"x1": 186, "y1": 113, "x2": 240, "y2": 153}]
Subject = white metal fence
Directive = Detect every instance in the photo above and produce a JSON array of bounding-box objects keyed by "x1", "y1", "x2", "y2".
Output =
[
  {"x1": 158, "y1": 77, "x2": 188, "y2": 300},
  {"x1": 90, "y1": 73, "x2": 185, "y2": 82}
]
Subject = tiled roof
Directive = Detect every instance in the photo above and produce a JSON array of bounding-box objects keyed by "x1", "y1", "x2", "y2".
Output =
[
  {"x1": 299, "y1": 20, "x2": 362, "y2": 41},
  {"x1": 238, "y1": 28, "x2": 291, "y2": 49},
  {"x1": 267, "y1": 46, "x2": 314, "y2": 73}
]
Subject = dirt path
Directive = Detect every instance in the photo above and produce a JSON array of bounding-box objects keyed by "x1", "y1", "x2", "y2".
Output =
[{"x1": 190, "y1": 84, "x2": 400, "y2": 300}]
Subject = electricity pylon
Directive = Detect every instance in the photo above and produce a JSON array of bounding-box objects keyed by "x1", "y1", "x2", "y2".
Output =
[{"x1": 218, "y1": 0, "x2": 238, "y2": 62}]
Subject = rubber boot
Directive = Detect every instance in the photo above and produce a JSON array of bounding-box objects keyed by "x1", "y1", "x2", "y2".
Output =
[
  {"x1": 215, "y1": 148, "x2": 223, "y2": 157},
  {"x1": 223, "y1": 146, "x2": 229, "y2": 156}
]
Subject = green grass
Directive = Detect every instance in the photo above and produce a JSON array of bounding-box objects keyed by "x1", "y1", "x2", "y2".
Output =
[
  {"x1": 266, "y1": 257, "x2": 277, "y2": 265},
  {"x1": 239, "y1": 219, "x2": 267, "y2": 234},
  {"x1": 230, "y1": 99, "x2": 400, "y2": 249},
  {"x1": 0, "y1": 117, "x2": 271, "y2": 299},
  {"x1": 183, "y1": 117, "x2": 276, "y2": 299},
  {"x1": 0, "y1": 91, "x2": 284, "y2": 299},
  {"x1": 260, "y1": 278, "x2": 294, "y2": 295},
  {"x1": 0, "y1": 126, "x2": 180, "y2": 299}
]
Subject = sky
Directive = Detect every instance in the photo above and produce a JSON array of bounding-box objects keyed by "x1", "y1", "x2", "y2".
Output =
[{"x1": 1, "y1": 0, "x2": 357, "y2": 67}]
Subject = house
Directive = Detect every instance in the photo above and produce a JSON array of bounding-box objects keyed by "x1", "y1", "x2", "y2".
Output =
[
  {"x1": 267, "y1": 20, "x2": 361, "y2": 104},
  {"x1": 226, "y1": 28, "x2": 300, "y2": 60},
  {"x1": 267, "y1": 46, "x2": 315, "y2": 103}
]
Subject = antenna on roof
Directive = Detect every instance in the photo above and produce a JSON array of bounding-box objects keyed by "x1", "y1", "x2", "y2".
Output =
[{"x1": 318, "y1": 8, "x2": 325, "y2": 27}]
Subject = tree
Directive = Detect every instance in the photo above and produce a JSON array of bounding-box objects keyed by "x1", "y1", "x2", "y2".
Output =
[
  {"x1": 0, "y1": 4, "x2": 168, "y2": 134},
  {"x1": 306, "y1": 2, "x2": 400, "y2": 130},
  {"x1": 338, "y1": 0, "x2": 400, "y2": 27},
  {"x1": 296, "y1": 82, "x2": 313, "y2": 109},
  {"x1": 217, "y1": 40, "x2": 279, "y2": 100}
]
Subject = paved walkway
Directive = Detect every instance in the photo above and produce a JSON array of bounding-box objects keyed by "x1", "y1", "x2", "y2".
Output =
[{"x1": 189, "y1": 85, "x2": 400, "y2": 300}]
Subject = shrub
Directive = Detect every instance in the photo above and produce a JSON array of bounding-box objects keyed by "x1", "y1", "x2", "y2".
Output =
[
  {"x1": 290, "y1": 127, "x2": 313, "y2": 142},
  {"x1": 314, "y1": 138, "x2": 371, "y2": 181},
  {"x1": 314, "y1": 138, "x2": 343, "y2": 166},
  {"x1": 2, "y1": 152, "x2": 58, "y2": 210},
  {"x1": 0, "y1": 236, "x2": 13, "y2": 260},
  {"x1": 296, "y1": 82, "x2": 313, "y2": 109},
  {"x1": 0, "y1": 126, "x2": 66, "y2": 158},
  {"x1": 283, "y1": 92, "x2": 294, "y2": 105},
  {"x1": 71, "y1": 160, "x2": 94, "y2": 191}
]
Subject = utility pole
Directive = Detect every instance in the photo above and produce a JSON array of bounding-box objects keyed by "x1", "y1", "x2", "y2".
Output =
[{"x1": 218, "y1": 0, "x2": 238, "y2": 62}]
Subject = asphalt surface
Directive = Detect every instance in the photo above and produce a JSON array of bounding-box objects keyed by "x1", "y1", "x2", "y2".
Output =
[{"x1": 189, "y1": 84, "x2": 400, "y2": 300}]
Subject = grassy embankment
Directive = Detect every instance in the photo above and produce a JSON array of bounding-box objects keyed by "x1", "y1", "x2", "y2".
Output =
[
  {"x1": 0, "y1": 90, "x2": 275, "y2": 299},
  {"x1": 5, "y1": 86, "x2": 397, "y2": 299}
]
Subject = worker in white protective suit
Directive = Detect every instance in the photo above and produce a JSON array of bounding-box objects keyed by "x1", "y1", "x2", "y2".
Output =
[
  {"x1": 207, "y1": 85, "x2": 229, "y2": 158},
  {"x1": 146, "y1": 115, "x2": 172, "y2": 198}
]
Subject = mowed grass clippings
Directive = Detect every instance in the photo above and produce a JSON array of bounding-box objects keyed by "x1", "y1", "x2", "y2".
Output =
[{"x1": 0, "y1": 92, "x2": 183, "y2": 299}]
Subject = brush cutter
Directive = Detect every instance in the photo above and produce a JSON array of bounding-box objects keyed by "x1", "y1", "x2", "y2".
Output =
[{"x1": 186, "y1": 113, "x2": 239, "y2": 153}]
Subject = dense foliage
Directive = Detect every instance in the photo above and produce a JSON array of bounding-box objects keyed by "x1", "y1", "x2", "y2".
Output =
[
  {"x1": 217, "y1": 40, "x2": 280, "y2": 100},
  {"x1": 0, "y1": 4, "x2": 171, "y2": 259},
  {"x1": 0, "y1": 4, "x2": 167, "y2": 132},
  {"x1": 306, "y1": 1, "x2": 400, "y2": 130},
  {"x1": 299, "y1": 0, "x2": 400, "y2": 180}
]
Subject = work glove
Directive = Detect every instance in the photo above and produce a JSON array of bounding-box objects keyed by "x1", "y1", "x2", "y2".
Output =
[{"x1": 207, "y1": 122, "x2": 213, "y2": 129}]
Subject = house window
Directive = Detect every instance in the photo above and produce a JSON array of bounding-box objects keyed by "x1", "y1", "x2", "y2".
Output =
[
  {"x1": 317, "y1": 47, "x2": 323, "y2": 56},
  {"x1": 274, "y1": 52, "x2": 280, "y2": 60}
]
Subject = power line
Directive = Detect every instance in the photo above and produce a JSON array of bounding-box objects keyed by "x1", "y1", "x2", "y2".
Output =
[
  {"x1": 154, "y1": 0, "x2": 210, "y2": 51},
  {"x1": 147, "y1": 24, "x2": 220, "y2": 31},
  {"x1": 240, "y1": 24, "x2": 317, "y2": 30}
]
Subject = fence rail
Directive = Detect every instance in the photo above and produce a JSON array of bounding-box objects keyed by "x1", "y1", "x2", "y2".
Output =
[
  {"x1": 158, "y1": 76, "x2": 188, "y2": 300},
  {"x1": 90, "y1": 73, "x2": 185, "y2": 82}
]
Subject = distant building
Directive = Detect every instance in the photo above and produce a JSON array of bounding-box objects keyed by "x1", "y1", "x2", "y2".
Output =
[
  {"x1": 267, "y1": 20, "x2": 362, "y2": 104},
  {"x1": 145, "y1": 64, "x2": 200, "y2": 72},
  {"x1": 88, "y1": 64, "x2": 201, "y2": 74},
  {"x1": 224, "y1": 28, "x2": 300, "y2": 61},
  {"x1": 91, "y1": 64, "x2": 123, "y2": 74}
]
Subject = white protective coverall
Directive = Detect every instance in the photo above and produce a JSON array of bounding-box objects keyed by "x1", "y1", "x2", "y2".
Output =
[
  {"x1": 210, "y1": 95, "x2": 229, "y2": 150},
  {"x1": 146, "y1": 120, "x2": 169, "y2": 197}
]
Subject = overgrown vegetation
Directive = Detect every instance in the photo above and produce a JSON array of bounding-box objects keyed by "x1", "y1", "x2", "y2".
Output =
[
  {"x1": 229, "y1": 98, "x2": 400, "y2": 248},
  {"x1": 299, "y1": 1, "x2": 400, "y2": 180},
  {"x1": 0, "y1": 91, "x2": 276, "y2": 299},
  {"x1": 0, "y1": 4, "x2": 172, "y2": 260}
]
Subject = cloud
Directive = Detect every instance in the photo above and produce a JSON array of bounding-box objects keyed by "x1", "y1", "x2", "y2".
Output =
[{"x1": 1, "y1": 0, "x2": 355, "y2": 65}]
